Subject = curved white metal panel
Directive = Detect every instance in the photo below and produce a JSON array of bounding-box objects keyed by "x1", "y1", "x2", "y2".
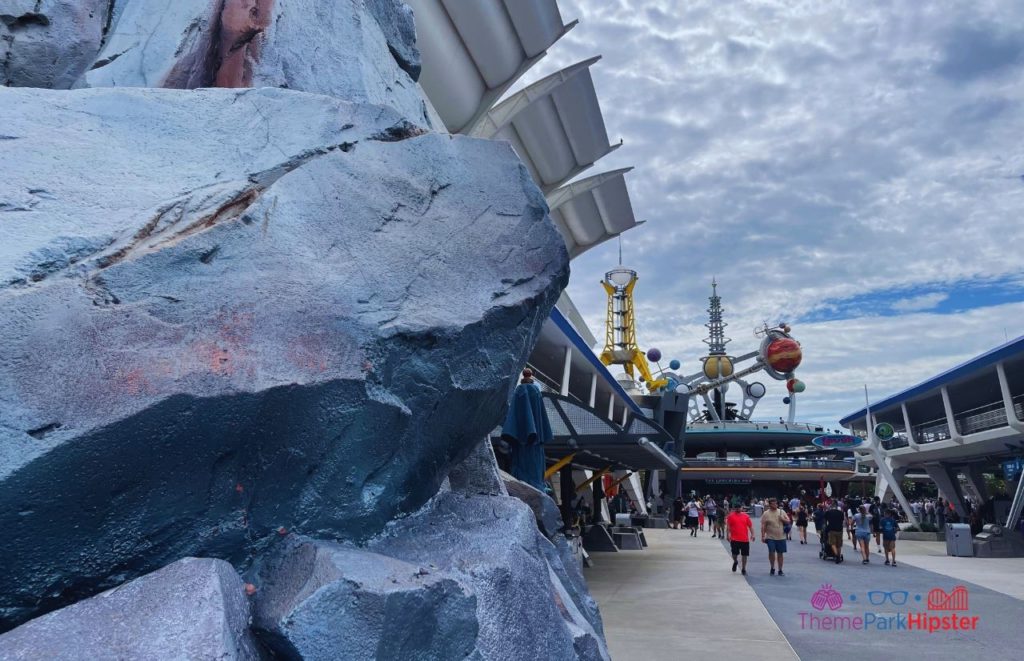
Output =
[
  {"x1": 411, "y1": 0, "x2": 486, "y2": 130},
  {"x1": 475, "y1": 60, "x2": 619, "y2": 192},
  {"x1": 552, "y1": 69, "x2": 610, "y2": 165},
  {"x1": 409, "y1": 0, "x2": 572, "y2": 133},
  {"x1": 547, "y1": 169, "x2": 641, "y2": 259},
  {"x1": 504, "y1": 0, "x2": 565, "y2": 56},
  {"x1": 441, "y1": 0, "x2": 522, "y2": 87}
]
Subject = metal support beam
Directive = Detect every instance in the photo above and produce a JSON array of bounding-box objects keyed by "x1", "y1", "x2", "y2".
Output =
[
  {"x1": 941, "y1": 386, "x2": 963, "y2": 442},
  {"x1": 576, "y1": 466, "x2": 612, "y2": 493},
  {"x1": 864, "y1": 396, "x2": 917, "y2": 525},
  {"x1": 589, "y1": 373, "x2": 598, "y2": 408},
  {"x1": 997, "y1": 362, "x2": 1024, "y2": 433},
  {"x1": 607, "y1": 394, "x2": 615, "y2": 420},
  {"x1": 963, "y1": 463, "x2": 989, "y2": 502},
  {"x1": 1007, "y1": 474, "x2": 1024, "y2": 531},
  {"x1": 901, "y1": 403, "x2": 921, "y2": 450},
  {"x1": 608, "y1": 472, "x2": 634, "y2": 489},
  {"x1": 925, "y1": 463, "x2": 968, "y2": 517},
  {"x1": 545, "y1": 453, "x2": 577, "y2": 480},
  {"x1": 875, "y1": 462, "x2": 907, "y2": 501},
  {"x1": 621, "y1": 406, "x2": 629, "y2": 427},
  {"x1": 559, "y1": 465, "x2": 576, "y2": 530},
  {"x1": 560, "y1": 347, "x2": 572, "y2": 397}
]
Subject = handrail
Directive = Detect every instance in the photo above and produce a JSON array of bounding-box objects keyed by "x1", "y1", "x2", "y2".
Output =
[
  {"x1": 679, "y1": 458, "x2": 855, "y2": 471},
  {"x1": 687, "y1": 420, "x2": 842, "y2": 434}
]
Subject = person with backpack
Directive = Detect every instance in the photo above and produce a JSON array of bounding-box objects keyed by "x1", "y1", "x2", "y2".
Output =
[
  {"x1": 869, "y1": 497, "x2": 883, "y2": 554},
  {"x1": 880, "y1": 508, "x2": 899, "y2": 567},
  {"x1": 853, "y1": 504, "x2": 873, "y2": 564}
]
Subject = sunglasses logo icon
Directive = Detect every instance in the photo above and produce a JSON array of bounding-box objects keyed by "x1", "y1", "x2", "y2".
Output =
[{"x1": 867, "y1": 591, "x2": 908, "y2": 606}]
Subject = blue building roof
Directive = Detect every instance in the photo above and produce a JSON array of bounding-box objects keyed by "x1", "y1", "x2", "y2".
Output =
[
  {"x1": 839, "y1": 334, "x2": 1024, "y2": 426},
  {"x1": 548, "y1": 305, "x2": 643, "y2": 414}
]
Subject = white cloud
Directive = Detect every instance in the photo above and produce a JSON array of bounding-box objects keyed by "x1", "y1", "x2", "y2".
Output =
[
  {"x1": 890, "y1": 292, "x2": 949, "y2": 312},
  {"x1": 513, "y1": 0, "x2": 1024, "y2": 423}
]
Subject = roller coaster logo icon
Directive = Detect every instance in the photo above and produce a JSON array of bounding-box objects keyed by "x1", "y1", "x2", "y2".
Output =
[{"x1": 927, "y1": 586, "x2": 969, "y2": 611}]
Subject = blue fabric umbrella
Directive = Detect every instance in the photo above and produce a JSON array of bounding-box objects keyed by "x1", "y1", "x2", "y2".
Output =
[{"x1": 501, "y1": 381, "x2": 552, "y2": 491}]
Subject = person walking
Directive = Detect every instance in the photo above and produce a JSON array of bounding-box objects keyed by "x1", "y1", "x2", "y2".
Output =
[
  {"x1": 686, "y1": 498, "x2": 700, "y2": 536},
  {"x1": 705, "y1": 496, "x2": 717, "y2": 536},
  {"x1": 869, "y1": 497, "x2": 883, "y2": 554},
  {"x1": 880, "y1": 507, "x2": 899, "y2": 567},
  {"x1": 761, "y1": 498, "x2": 791, "y2": 576},
  {"x1": 823, "y1": 501, "x2": 846, "y2": 564},
  {"x1": 812, "y1": 503, "x2": 825, "y2": 540},
  {"x1": 853, "y1": 504, "x2": 873, "y2": 564},
  {"x1": 726, "y1": 503, "x2": 755, "y2": 575},
  {"x1": 671, "y1": 496, "x2": 683, "y2": 530},
  {"x1": 715, "y1": 504, "x2": 727, "y2": 538},
  {"x1": 846, "y1": 499, "x2": 858, "y2": 549},
  {"x1": 796, "y1": 502, "x2": 809, "y2": 544}
]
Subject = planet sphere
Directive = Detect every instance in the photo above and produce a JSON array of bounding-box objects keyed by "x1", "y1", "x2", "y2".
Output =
[
  {"x1": 703, "y1": 355, "x2": 734, "y2": 379},
  {"x1": 647, "y1": 347, "x2": 662, "y2": 362},
  {"x1": 765, "y1": 337, "x2": 802, "y2": 373}
]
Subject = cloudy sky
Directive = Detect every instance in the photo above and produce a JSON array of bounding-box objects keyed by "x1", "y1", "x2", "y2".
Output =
[{"x1": 525, "y1": 0, "x2": 1024, "y2": 425}]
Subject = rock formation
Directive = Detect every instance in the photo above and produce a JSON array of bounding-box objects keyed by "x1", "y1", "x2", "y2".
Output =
[
  {"x1": 0, "y1": 558, "x2": 261, "y2": 660},
  {"x1": 0, "y1": 1, "x2": 608, "y2": 658}
]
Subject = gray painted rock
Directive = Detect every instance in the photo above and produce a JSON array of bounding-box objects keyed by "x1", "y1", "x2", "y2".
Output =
[
  {"x1": 0, "y1": 86, "x2": 568, "y2": 629},
  {"x1": 447, "y1": 440, "x2": 508, "y2": 497},
  {"x1": 543, "y1": 534, "x2": 605, "y2": 639},
  {"x1": 86, "y1": 0, "x2": 429, "y2": 125},
  {"x1": 370, "y1": 493, "x2": 608, "y2": 660},
  {"x1": 501, "y1": 470, "x2": 564, "y2": 538},
  {"x1": 0, "y1": 0, "x2": 109, "y2": 89},
  {"x1": 365, "y1": 0, "x2": 421, "y2": 80},
  {"x1": 0, "y1": 557, "x2": 260, "y2": 660},
  {"x1": 251, "y1": 537, "x2": 478, "y2": 660}
]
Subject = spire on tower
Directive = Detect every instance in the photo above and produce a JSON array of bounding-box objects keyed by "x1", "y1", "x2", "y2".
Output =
[{"x1": 703, "y1": 278, "x2": 731, "y2": 355}]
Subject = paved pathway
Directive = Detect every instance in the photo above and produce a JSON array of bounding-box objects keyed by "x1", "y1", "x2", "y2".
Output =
[
  {"x1": 584, "y1": 522, "x2": 1024, "y2": 660},
  {"x1": 724, "y1": 522, "x2": 1023, "y2": 661},
  {"x1": 585, "y1": 527, "x2": 797, "y2": 660}
]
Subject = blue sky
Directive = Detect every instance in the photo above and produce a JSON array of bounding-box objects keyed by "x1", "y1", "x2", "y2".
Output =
[{"x1": 520, "y1": 0, "x2": 1024, "y2": 424}]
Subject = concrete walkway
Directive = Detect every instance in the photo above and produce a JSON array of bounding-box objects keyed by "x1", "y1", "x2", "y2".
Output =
[
  {"x1": 810, "y1": 524, "x2": 1024, "y2": 600},
  {"x1": 584, "y1": 528, "x2": 798, "y2": 660}
]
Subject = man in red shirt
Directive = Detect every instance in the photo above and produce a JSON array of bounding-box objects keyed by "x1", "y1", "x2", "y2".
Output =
[{"x1": 726, "y1": 503, "x2": 755, "y2": 575}]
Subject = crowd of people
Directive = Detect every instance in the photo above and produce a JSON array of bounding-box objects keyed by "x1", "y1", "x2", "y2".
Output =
[
  {"x1": 655, "y1": 491, "x2": 917, "y2": 575},
  {"x1": 622, "y1": 487, "x2": 1002, "y2": 576}
]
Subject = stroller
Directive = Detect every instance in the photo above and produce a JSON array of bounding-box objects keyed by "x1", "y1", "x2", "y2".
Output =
[{"x1": 818, "y1": 525, "x2": 844, "y2": 562}]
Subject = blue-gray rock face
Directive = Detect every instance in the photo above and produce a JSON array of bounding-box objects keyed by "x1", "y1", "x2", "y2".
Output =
[
  {"x1": 369, "y1": 493, "x2": 609, "y2": 660},
  {"x1": 501, "y1": 470, "x2": 565, "y2": 538},
  {"x1": 0, "y1": 0, "x2": 109, "y2": 89},
  {"x1": 85, "y1": 0, "x2": 430, "y2": 125},
  {"x1": 0, "y1": 86, "x2": 568, "y2": 630},
  {"x1": 251, "y1": 537, "x2": 478, "y2": 660},
  {"x1": 0, "y1": 558, "x2": 260, "y2": 660}
]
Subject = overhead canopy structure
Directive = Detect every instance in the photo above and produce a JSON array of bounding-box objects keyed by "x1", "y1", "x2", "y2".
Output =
[
  {"x1": 495, "y1": 392, "x2": 681, "y2": 472},
  {"x1": 408, "y1": 0, "x2": 576, "y2": 133},
  {"x1": 545, "y1": 168, "x2": 641, "y2": 258},
  {"x1": 470, "y1": 58, "x2": 621, "y2": 192}
]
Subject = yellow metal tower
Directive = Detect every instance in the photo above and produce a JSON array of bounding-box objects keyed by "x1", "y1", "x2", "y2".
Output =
[{"x1": 599, "y1": 267, "x2": 667, "y2": 391}]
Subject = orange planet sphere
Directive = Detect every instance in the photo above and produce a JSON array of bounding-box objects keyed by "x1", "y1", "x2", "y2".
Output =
[{"x1": 765, "y1": 338, "x2": 802, "y2": 373}]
